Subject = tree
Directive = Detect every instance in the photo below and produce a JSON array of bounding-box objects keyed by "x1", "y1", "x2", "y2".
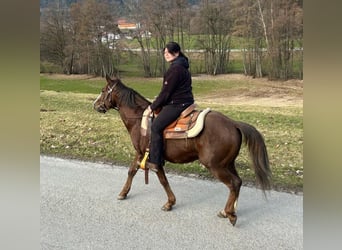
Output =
[
  {"x1": 41, "y1": 0, "x2": 120, "y2": 76},
  {"x1": 40, "y1": 0, "x2": 303, "y2": 79},
  {"x1": 124, "y1": 0, "x2": 154, "y2": 77},
  {"x1": 196, "y1": 0, "x2": 233, "y2": 75},
  {"x1": 69, "y1": 0, "x2": 119, "y2": 76},
  {"x1": 231, "y1": 0, "x2": 303, "y2": 80},
  {"x1": 124, "y1": 0, "x2": 191, "y2": 77},
  {"x1": 231, "y1": 0, "x2": 264, "y2": 77},
  {"x1": 257, "y1": 0, "x2": 303, "y2": 79},
  {"x1": 40, "y1": 2, "x2": 70, "y2": 73}
]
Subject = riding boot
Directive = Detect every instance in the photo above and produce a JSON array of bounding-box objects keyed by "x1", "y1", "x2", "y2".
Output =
[{"x1": 145, "y1": 162, "x2": 159, "y2": 173}]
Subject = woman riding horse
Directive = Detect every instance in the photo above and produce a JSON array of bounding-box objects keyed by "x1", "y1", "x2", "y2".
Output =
[{"x1": 145, "y1": 42, "x2": 194, "y2": 173}]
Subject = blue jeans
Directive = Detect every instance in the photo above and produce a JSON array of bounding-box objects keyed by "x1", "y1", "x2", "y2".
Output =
[{"x1": 149, "y1": 103, "x2": 192, "y2": 165}]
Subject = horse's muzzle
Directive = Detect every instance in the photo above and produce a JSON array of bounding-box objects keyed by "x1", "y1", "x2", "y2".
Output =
[{"x1": 94, "y1": 104, "x2": 107, "y2": 113}]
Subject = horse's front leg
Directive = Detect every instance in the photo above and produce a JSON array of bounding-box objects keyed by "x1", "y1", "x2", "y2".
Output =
[
  {"x1": 117, "y1": 153, "x2": 140, "y2": 200},
  {"x1": 156, "y1": 167, "x2": 176, "y2": 211}
]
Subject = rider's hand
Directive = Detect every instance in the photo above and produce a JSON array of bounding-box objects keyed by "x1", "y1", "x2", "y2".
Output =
[{"x1": 145, "y1": 105, "x2": 153, "y2": 117}]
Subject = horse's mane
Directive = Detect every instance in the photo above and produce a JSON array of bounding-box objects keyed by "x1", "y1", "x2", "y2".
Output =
[{"x1": 113, "y1": 79, "x2": 151, "y2": 109}]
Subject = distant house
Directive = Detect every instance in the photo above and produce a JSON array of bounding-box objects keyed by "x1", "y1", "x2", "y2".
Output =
[
  {"x1": 117, "y1": 19, "x2": 140, "y2": 32},
  {"x1": 101, "y1": 32, "x2": 120, "y2": 45},
  {"x1": 101, "y1": 19, "x2": 146, "y2": 44},
  {"x1": 118, "y1": 19, "x2": 152, "y2": 39}
]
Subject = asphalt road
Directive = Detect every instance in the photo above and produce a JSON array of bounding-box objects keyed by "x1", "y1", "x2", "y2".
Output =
[{"x1": 40, "y1": 156, "x2": 303, "y2": 250}]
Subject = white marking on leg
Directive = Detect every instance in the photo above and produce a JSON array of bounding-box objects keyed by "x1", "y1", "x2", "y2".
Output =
[{"x1": 234, "y1": 200, "x2": 238, "y2": 211}]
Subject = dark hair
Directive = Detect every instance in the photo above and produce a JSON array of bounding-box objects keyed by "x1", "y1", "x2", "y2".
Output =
[{"x1": 164, "y1": 41, "x2": 188, "y2": 61}]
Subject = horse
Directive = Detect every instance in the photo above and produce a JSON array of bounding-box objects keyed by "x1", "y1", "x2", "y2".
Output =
[{"x1": 93, "y1": 75, "x2": 271, "y2": 226}]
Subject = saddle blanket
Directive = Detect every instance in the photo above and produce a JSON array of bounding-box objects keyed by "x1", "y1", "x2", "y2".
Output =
[{"x1": 141, "y1": 107, "x2": 211, "y2": 139}]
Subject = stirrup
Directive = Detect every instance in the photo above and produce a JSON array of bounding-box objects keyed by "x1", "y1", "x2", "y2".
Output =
[{"x1": 137, "y1": 151, "x2": 149, "y2": 170}]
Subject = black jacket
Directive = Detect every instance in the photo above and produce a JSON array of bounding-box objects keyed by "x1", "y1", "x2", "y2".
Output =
[{"x1": 150, "y1": 56, "x2": 194, "y2": 111}]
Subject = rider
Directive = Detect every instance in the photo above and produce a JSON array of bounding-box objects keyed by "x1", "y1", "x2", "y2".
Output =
[{"x1": 145, "y1": 42, "x2": 194, "y2": 173}]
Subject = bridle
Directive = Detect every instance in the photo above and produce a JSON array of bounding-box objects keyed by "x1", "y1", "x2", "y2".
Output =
[
  {"x1": 93, "y1": 83, "x2": 119, "y2": 111},
  {"x1": 94, "y1": 82, "x2": 145, "y2": 119},
  {"x1": 104, "y1": 84, "x2": 119, "y2": 111}
]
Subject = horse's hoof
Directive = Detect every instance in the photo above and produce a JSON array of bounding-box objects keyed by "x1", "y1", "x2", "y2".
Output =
[
  {"x1": 217, "y1": 210, "x2": 237, "y2": 226},
  {"x1": 117, "y1": 194, "x2": 127, "y2": 200},
  {"x1": 229, "y1": 216, "x2": 237, "y2": 226},
  {"x1": 161, "y1": 204, "x2": 172, "y2": 211}
]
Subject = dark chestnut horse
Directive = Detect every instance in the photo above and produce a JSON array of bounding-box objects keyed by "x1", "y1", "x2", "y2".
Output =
[{"x1": 93, "y1": 75, "x2": 271, "y2": 226}]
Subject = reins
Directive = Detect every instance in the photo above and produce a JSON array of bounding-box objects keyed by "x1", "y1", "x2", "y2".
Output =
[{"x1": 105, "y1": 83, "x2": 148, "y2": 119}]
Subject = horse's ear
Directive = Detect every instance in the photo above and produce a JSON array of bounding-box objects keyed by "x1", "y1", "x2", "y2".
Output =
[{"x1": 105, "y1": 74, "x2": 112, "y2": 83}]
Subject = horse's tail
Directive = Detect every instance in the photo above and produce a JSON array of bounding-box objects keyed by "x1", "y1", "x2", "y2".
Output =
[{"x1": 236, "y1": 121, "x2": 272, "y2": 194}]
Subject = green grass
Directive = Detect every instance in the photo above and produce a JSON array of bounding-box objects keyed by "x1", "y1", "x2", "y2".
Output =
[
  {"x1": 40, "y1": 75, "x2": 303, "y2": 193},
  {"x1": 40, "y1": 76, "x2": 105, "y2": 94}
]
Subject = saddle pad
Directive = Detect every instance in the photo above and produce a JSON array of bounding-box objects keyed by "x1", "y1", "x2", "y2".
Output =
[{"x1": 164, "y1": 108, "x2": 211, "y2": 139}]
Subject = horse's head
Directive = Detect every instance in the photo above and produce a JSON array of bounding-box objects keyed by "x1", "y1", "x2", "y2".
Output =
[{"x1": 93, "y1": 75, "x2": 119, "y2": 113}]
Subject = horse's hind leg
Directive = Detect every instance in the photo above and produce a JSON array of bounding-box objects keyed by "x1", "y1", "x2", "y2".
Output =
[
  {"x1": 212, "y1": 163, "x2": 242, "y2": 226},
  {"x1": 156, "y1": 167, "x2": 176, "y2": 211},
  {"x1": 117, "y1": 154, "x2": 139, "y2": 200}
]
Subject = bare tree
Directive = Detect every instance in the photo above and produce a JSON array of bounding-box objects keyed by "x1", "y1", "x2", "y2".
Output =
[
  {"x1": 256, "y1": 0, "x2": 303, "y2": 79},
  {"x1": 124, "y1": 0, "x2": 190, "y2": 77},
  {"x1": 124, "y1": 0, "x2": 154, "y2": 77},
  {"x1": 174, "y1": 0, "x2": 188, "y2": 49},
  {"x1": 231, "y1": 0, "x2": 303, "y2": 80},
  {"x1": 40, "y1": 2, "x2": 69, "y2": 73},
  {"x1": 196, "y1": 0, "x2": 233, "y2": 75},
  {"x1": 142, "y1": 0, "x2": 172, "y2": 75},
  {"x1": 40, "y1": 0, "x2": 303, "y2": 79},
  {"x1": 69, "y1": 0, "x2": 119, "y2": 76},
  {"x1": 231, "y1": 0, "x2": 264, "y2": 77}
]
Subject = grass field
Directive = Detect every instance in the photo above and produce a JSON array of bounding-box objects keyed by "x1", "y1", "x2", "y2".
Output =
[{"x1": 40, "y1": 74, "x2": 303, "y2": 193}]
